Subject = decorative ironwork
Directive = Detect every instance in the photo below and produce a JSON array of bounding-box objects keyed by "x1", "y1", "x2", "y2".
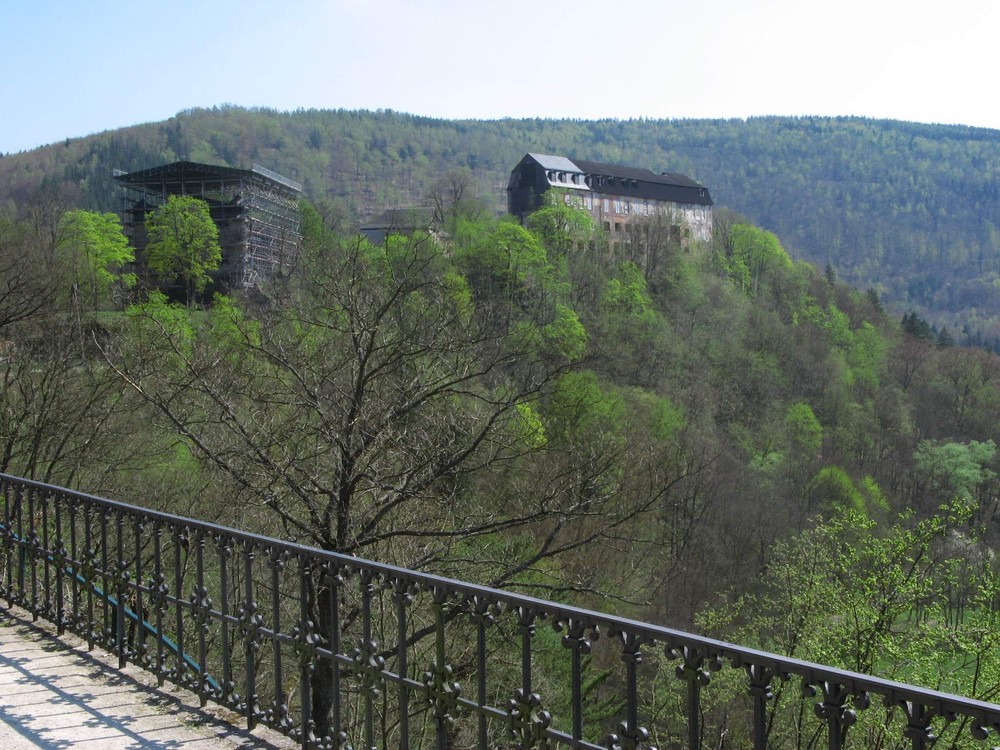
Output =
[
  {"x1": 508, "y1": 688, "x2": 552, "y2": 749},
  {"x1": 890, "y1": 697, "x2": 955, "y2": 750},
  {"x1": 2, "y1": 472, "x2": 1000, "y2": 750},
  {"x1": 802, "y1": 680, "x2": 870, "y2": 750}
]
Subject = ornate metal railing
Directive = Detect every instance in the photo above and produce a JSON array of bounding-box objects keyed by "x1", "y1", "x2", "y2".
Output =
[{"x1": 2, "y1": 473, "x2": 1000, "y2": 750}]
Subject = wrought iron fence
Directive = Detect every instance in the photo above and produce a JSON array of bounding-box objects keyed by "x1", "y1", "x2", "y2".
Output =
[{"x1": 2, "y1": 472, "x2": 1000, "y2": 750}]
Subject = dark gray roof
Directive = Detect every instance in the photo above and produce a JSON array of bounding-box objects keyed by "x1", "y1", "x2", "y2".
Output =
[
  {"x1": 572, "y1": 159, "x2": 706, "y2": 190},
  {"x1": 519, "y1": 153, "x2": 712, "y2": 206},
  {"x1": 527, "y1": 153, "x2": 580, "y2": 173}
]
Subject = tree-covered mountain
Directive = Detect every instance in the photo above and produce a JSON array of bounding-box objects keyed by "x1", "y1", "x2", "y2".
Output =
[
  {"x1": 3, "y1": 106, "x2": 1000, "y2": 336},
  {"x1": 7, "y1": 182, "x2": 1000, "y2": 725}
]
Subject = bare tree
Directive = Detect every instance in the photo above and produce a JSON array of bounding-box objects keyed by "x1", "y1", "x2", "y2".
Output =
[
  {"x1": 424, "y1": 167, "x2": 486, "y2": 228},
  {"x1": 102, "y1": 227, "x2": 688, "y2": 735},
  {"x1": 0, "y1": 217, "x2": 61, "y2": 333}
]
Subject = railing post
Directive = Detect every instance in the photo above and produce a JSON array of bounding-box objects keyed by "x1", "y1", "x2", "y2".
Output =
[
  {"x1": 173, "y1": 524, "x2": 187, "y2": 683},
  {"x1": 191, "y1": 529, "x2": 212, "y2": 705},
  {"x1": 115, "y1": 510, "x2": 127, "y2": 668},
  {"x1": 269, "y1": 546, "x2": 290, "y2": 731},
  {"x1": 803, "y1": 680, "x2": 868, "y2": 750},
  {"x1": 428, "y1": 586, "x2": 459, "y2": 750},
  {"x1": 742, "y1": 662, "x2": 783, "y2": 750},
  {"x1": 357, "y1": 568, "x2": 382, "y2": 750},
  {"x1": 469, "y1": 595, "x2": 496, "y2": 749},
  {"x1": 556, "y1": 616, "x2": 599, "y2": 744},
  {"x1": 508, "y1": 606, "x2": 549, "y2": 750},
  {"x1": 133, "y1": 517, "x2": 145, "y2": 663},
  {"x1": 52, "y1": 495, "x2": 66, "y2": 635},
  {"x1": 391, "y1": 576, "x2": 416, "y2": 750},
  {"x1": 324, "y1": 562, "x2": 346, "y2": 748},
  {"x1": 150, "y1": 520, "x2": 168, "y2": 685},
  {"x1": 216, "y1": 533, "x2": 234, "y2": 705},
  {"x1": 239, "y1": 540, "x2": 261, "y2": 730},
  {"x1": 609, "y1": 631, "x2": 652, "y2": 750},
  {"x1": 293, "y1": 555, "x2": 318, "y2": 749}
]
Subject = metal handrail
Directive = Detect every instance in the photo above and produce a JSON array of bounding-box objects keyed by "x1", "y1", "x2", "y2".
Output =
[{"x1": 2, "y1": 472, "x2": 999, "y2": 750}]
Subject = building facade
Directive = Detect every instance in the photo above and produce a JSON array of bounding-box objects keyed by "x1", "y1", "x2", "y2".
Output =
[
  {"x1": 115, "y1": 161, "x2": 302, "y2": 295},
  {"x1": 507, "y1": 153, "x2": 713, "y2": 242}
]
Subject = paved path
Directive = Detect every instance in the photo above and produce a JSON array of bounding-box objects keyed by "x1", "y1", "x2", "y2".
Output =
[{"x1": 0, "y1": 605, "x2": 294, "y2": 749}]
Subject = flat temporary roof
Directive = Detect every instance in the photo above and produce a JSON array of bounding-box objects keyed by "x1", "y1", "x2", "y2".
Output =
[{"x1": 114, "y1": 161, "x2": 303, "y2": 194}]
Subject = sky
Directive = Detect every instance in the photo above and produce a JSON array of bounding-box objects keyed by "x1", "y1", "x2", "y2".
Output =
[{"x1": 3, "y1": 0, "x2": 999, "y2": 154}]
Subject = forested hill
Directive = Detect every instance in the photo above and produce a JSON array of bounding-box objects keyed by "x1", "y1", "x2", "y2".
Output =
[{"x1": 3, "y1": 106, "x2": 1000, "y2": 335}]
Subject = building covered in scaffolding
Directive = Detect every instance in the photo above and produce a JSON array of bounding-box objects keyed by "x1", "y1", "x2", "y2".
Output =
[{"x1": 114, "y1": 161, "x2": 303, "y2": 295}]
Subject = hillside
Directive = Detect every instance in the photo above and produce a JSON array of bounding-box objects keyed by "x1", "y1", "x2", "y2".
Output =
[
  {"x1": 3, "y1": 107, "x2": 1000, "y2": 337},
  {"x1": 6, "y1": 133, "x2": 1000, "y2": 724}
]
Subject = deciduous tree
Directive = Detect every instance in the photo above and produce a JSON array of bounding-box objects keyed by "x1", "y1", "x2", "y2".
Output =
[
  {"x1": 58, "y1": 209, "x2": 135, "y2": 309},
  {"x1": 144, "y1": 195, "x2": 221, "y2": 305}
]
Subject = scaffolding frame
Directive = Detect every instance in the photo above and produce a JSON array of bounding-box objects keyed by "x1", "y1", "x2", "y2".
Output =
[{"x1": 114, "y1": 161, "x2": 302, "y2": 293}]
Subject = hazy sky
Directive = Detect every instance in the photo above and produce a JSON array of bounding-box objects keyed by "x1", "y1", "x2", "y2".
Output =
[{"x1": 3, "y1": 0, "x2": 998, "y2": 154}]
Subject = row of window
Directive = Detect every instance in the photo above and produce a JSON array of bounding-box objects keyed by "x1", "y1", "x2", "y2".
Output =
[
  {"x1": 563, "y1": 192, "x2": 671, "y2": 217},
  {"x1": 546, "y1": 170, "x2": 642, "y2": 190}
]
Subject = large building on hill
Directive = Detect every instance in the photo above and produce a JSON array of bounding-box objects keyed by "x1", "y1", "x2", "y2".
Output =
[
  {"x1": 507, "y1": 153, "x2": 713, "y2": 242},
  {"x1": 114, "y1": 161, "x2": 302, "y2": 294}
]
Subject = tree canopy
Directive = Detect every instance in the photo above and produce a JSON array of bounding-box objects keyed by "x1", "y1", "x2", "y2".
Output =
[{"x1": 144, "y1": 195, "x2": 221, "y2": 305}]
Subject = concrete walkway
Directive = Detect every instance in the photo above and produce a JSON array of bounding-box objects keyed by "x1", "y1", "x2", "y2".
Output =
[{"x1": 0, "y1": 605, "x2": 295, "y2": 749}]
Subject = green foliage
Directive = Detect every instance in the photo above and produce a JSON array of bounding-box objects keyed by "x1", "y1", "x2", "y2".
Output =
[
  {"x1": 902, "y1": 310, "x2": 935, "y2": 340},
  {"x1": 785, "y1": 401, "x2": 822, "y2": 456},
  {"x1": 145, "y1": 195, "x2": 222, "y2": 305},
  {"x1": 847, "y1": 321, "x2": 890, "y2": 391},
  {"x1": 651, "y1": 394, "x2": 685, "y2": 441},
  {"x1": 466, "y1": 221, "x2": 547, "y2": 286},
  {"x1": 58, "y1": 209, "x2": 135, "y2": 307},
  {"x1": 123, "y1": 290, "x2": 196, "y2": 361},
  {"x1": 859, "y1": 475, "x2": 890, "y2": 513},
  {"x1": 807, "y1": 465, "x2": 865, "y2": 514},
  {"x1": 544, "y1": 371, "x2": 625, "y2": 441},
  {"x1": 602, "y1": 262, "x2": 654, "y2": 321},
  {"x1": 913, "y1": 439, "x2": 997, "y2": 501},
  {"x1": 208, "y1": 293, "x2": 260, "y2": 350},
  {"x1": 525, "y1": 192, "x2": 595, "y2": 255},
  {"x1": 540, "y1": 303, "x2": 587, "y2": 361},
  {"x1": 718, "y1": 224, "x2": 791, "y2": 296},
  {"x1": 513, "y1": 402, "x2": 547, "y2": 450},
  {"x1": 441, "y1": 267, "x2": 474, "y2": 321},
  {"x1": 698, "y1": 503, "x2": 1000, "y2": 747}
]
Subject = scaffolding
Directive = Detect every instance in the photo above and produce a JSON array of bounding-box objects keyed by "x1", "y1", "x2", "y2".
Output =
[{"x1": 114, "y1": 161, "x2": 303, "y2": 294}]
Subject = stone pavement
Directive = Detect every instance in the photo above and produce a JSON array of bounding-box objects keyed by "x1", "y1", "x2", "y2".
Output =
[{"x1": 0, "y1": 605, "x2": 295, "y2": 749}]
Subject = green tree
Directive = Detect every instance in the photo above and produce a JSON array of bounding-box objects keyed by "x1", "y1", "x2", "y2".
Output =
[
  {"x1": 144, "y1": 195, "x2": 222, "y2": 305},
  {"x1": 699, "y1": 504, "x2": 1000, "y2": 750},
  {"x1": 717, "y1": 223, "x2": 792, "y2": 296},
  {"x1": 525, "y1": 192, "x2": 595, "y2": 257},
  {"x1": 913, "y1": 439, "x2": 997, "y2": 504},
  {"x1": 58, "y1": 209, "x2": 135, "y2": 308}
]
